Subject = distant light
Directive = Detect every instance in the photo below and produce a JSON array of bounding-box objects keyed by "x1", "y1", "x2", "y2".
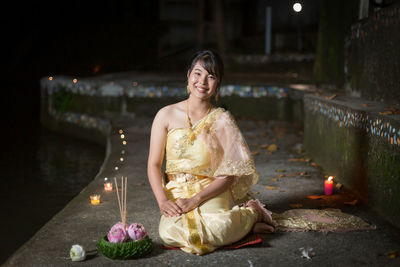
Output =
[
  {"x1": 73, "y1": 78, "x2": 78, "y2": 83},
  {"x1": 132, "y1": 82, "x2": 138, "y2": 86},
  {"x1": 48, "y1": 76, "x2": 53, "y2": 81},
  {"x1": 122, "y1": 141, "x2": 127, "y2": 145},
  {"x1": 293, "y1": 3, "x2": 302, "y2": 12},
  {"x1": 93, "y1": 65, "x2": 100, "y2": 74},
  {"x1": 119, "y1": 129, "x2": 123, "y2": 134},
  {"x1": 120, "y1": 134, "x2": 125, "y2": 139},
  {"x1": 120, "y1": 157, "x2": 124, "y2": 161}
]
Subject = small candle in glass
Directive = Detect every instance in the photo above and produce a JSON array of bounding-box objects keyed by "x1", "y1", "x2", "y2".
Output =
[
  {"x1": 90, "y1": 194, "x2": 101, "y2": 205},
  {"x1": 104, "y1": 182, "x2": 112, "y2": 191},
  {"x1": 104, "y1": 177, "x2": 113, "y2": 191}
]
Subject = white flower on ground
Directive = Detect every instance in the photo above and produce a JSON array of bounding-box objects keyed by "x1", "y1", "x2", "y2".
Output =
[{"x1": 70, "y1": 244, "x2": 86, "y2": 261}]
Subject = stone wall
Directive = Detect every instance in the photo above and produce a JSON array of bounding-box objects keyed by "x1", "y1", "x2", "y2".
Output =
[
  {"x1": 345, "y1": 2, "x2": 400, "y2": 102},
  {"x1": 40, "y1": 75, "x2": 307, "y2": 124},
  {"x1": 304, "y1": 94, "x2": 400, "y2": 228}
]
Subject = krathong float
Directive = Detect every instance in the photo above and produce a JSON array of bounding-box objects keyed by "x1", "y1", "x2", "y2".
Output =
[{"x1": 97, "y1": 177, "x2": 153, "y2": 260}]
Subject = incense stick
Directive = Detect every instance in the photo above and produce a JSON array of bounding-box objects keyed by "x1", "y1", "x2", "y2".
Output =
[
  {"x1": 114, "y1": 177, "x2": 123, "y2": 220},
  {"x1": 122, "y1": 176, "x2": 125, "y2": 228},
  {"x1": 124, "y1": 176, "x2": 127, "y2": 228}
]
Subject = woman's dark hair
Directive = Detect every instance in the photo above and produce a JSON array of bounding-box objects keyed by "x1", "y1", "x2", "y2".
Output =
[{"x1": 188, "y1": 50, "x2": 224, "y2": 87}]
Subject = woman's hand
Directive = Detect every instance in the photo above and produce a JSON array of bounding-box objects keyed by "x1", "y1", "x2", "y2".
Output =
[
  {"x1": 159, "y1": 200, "x2": 182, "y2": 217},
  {"x1": 176, "y1": 197, "x2": 200, "y2": 213}
]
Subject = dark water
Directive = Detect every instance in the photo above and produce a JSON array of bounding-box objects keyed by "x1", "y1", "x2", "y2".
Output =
[{"x1": 0, "y1": 125, "x2": 105, "y2": 264}]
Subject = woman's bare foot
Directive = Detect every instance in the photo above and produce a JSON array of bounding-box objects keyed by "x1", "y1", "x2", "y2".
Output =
[
  {"x1": 246, "y1": 199, "x2": 277, "y2": 232},
  {"x1": 252, "y1": 222, "x2": 275, "y2": 233}
]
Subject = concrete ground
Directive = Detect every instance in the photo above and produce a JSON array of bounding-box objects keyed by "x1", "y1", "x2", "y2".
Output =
[{"x1": 4, "y1": 114, "x2": 400, "y2": 266}]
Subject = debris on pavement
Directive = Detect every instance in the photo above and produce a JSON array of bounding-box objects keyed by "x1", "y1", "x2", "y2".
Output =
[{"x1": 299, "y1": 247, "x2": 315, "y2": 260}]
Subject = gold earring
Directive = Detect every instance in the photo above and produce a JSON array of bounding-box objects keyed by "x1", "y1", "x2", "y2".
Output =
[
  {"x1": 215, "y1": 92, "x2": 219, "y2": 102},
  {"x1": 187, "y1": 85, "x2": 190, "y2": 94}
]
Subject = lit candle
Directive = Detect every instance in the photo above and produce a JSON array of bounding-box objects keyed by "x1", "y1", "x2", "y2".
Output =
[
  {"x1": 104, "y1": 182, "x2": 113, "y2": 191},
  {"x1": 90, "y1": 194, "x2": 101, "y2": 205},
  {"x1": 324, "y1": 176, "x2": 334, "y2": 195},
  {"x1": 104, "y1": 177, "x2": 112, "y2": 191}
]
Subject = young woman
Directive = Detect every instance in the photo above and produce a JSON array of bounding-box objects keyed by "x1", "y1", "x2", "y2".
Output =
[{"x1": 147, "y1": 50, "x2": 276, "y2": 255}]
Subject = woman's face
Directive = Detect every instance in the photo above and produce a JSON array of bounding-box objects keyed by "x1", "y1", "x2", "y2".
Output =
[{"x1": 187, "y1": 61, "x2": 218, "y2": 101}]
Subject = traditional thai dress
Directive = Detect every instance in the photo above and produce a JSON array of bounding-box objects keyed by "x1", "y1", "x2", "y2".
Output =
[
  {"x1": 159, "y1": 108, "x2": 260, "y2": 255},
  {"x1": 158, "y1": 107, "x2": 377, "y2": 254}
]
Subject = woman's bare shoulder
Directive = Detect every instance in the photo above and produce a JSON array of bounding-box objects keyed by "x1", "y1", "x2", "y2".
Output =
[
  {"x1": 153, "y1": 101, "x2": 185, "y2": 128},
  {"x1": 156, "y1": 101, "x2": 185, "y2": 117}
]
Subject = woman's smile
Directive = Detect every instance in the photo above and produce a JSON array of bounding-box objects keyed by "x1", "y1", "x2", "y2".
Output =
[{"x1": 195, "y1": 85, "x2": 209, "y2": 94}]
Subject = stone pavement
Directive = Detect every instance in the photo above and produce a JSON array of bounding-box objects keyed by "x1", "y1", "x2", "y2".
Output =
[{"x1": 4, "y1": 114, "x2": 400, "y2": 266}]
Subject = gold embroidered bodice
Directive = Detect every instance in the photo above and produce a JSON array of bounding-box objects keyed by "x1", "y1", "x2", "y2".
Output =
[
  {"x1": 165, "y1": 108, "x2": 259, "y2": 202},
  {"x1": 165, "y1": 109, "x2": 221, "y2": 176}
]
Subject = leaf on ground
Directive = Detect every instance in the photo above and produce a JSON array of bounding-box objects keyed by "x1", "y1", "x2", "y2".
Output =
[
  {"x1": 277, "y1": 174, "x2": 286, "y2": 178},
  {"x1": 252, "y1": 150, "x2": 260, "y2": 155},
  {"x1": 276, "y1": 168, "x2": 286, "y2": 172},
  {"x1": 310, "y1": 162, "x2": 319, "y2": 168},
  {"x1": 307, "y1": 195, "x2": 324, "y2": 200},
  {"x1": 136, "y1": 182, "x2": 145, "y2": 186},
  {"x1": 270, "y1": 178, "x2": 278, "y2": 182},
  {"x1": 265, "y1": 186, "x2": 279, "y2": 190},
  {"x1": 296, "y1": 171, "x2": 310, "y2": 177},
  {"x1": 289, "y1": 203, "x2": 303, "y2": 208},
  {"x1": 289, "y1": 158, "x2": 306, "y2": 162},
  {"x1": 389, "y1": 251, "x2": 398, "y2": 259},
  {"x1": 325, "y1": 94, "x2": 337, "y2": 100},
  {"x1": 259, "y1": 144, "x2": 269, "y2": 149},
  {"x1": 267, "y1": 144, "x2": 278, "y2": 151},
  {"x1": 251, "y1": 191, "x2": 260, "y2": 195},
  {"x1": 279, "y1": 189, "x2": 286, "y2": 192},
  {"x1": 362, "y1": 103, "x2": 375, "y2": 107},
  {"x1": 379, "y1": 108, "x2": 400, "y2": 115},
  {"x1": 286, "y1": 174, "x2": 295, "y2": 178},
  {"x1": 344, "y1": 199, "x2": 358, "y2": 206},
  {"x1": 379, "y1": 110, "x2": 394, "y2": 115}
]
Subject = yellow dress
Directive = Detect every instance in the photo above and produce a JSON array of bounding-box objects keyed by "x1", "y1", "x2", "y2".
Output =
[{"x1": 159, "y1": 108, "x2": 260, "y2": 255}]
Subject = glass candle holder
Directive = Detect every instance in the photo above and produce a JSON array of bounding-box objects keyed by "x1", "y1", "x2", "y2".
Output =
[
  {"x1": 90, "y1": 194, "x2": 101, "y2": 205},
  {"x1": 104, "y1": 182, "x2": 113, "y2": 191}
]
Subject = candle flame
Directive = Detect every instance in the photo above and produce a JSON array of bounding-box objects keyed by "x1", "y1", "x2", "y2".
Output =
[{"x1": 328, "y1": 176, "x2": 334, "y2": 182}]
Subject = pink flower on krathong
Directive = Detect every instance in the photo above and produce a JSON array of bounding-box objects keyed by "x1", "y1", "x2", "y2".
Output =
[
  {"x1": 107, "y1": 223, "x2": 128, "y2": 243},
  {"x1": 110, "y1": 222, "x2": 124, "y2": 232},
  {"x1": 127, "y1": 223, "x2": 147, "y2": 241}
]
